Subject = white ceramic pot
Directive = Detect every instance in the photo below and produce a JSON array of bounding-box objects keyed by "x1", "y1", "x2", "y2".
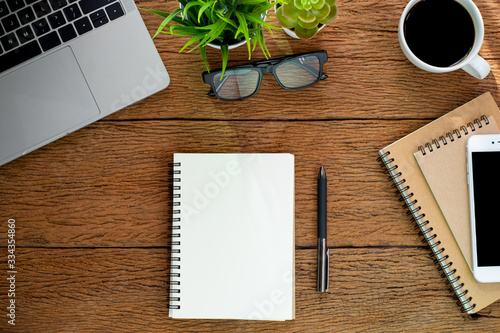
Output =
[
  {"x1": 282, "y1": 24, "x2": 326, "y2": 39},
  {"x1": 180, "y1": 5, "x2": 266, "y2": 50},
  {"x1": 207, "y1": 39, "x2": 247, "y2": 50}
]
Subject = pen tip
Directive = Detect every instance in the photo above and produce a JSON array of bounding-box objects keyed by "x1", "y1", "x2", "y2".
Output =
[{"x1": 319, "y1": 166, "x2": 325, "y2": 177}]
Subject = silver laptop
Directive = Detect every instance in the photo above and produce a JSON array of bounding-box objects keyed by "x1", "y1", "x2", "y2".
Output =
[{"x1": 0, "y1": 0, "x2": 170, "y2": 166}]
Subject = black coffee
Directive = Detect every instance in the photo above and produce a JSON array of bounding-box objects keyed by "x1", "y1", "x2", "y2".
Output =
[{"x1": 404, "y1": 0, "x2": 475, "y2": 67}]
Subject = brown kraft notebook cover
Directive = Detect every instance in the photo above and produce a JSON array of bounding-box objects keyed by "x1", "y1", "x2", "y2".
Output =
[
  {"x1": 378, "y1": 92, "x2": 500, "y2": 314},
  {"x1": 414, "y1": 118, "x2": 500, "y2": 270}
]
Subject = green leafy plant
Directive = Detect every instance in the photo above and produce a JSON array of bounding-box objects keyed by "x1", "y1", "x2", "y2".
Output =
[
  {"x1": 141, "y1": 0, "x2": 283, "y2": 76},
  {"x1": 276, "y1": 0, "x2": 337, "y2": 39}
]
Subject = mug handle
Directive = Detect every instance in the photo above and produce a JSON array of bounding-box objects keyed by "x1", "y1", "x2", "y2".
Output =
[{"x1": 462, "y1": 55, "x2": 490, "y2": 79}]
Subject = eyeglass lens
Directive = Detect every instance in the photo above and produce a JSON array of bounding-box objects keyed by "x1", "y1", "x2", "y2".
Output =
[
  {"x1": 212, "y1": 54, "x2": 323, "y2": 100},
  {"x1": 275, "y1": 55, "x2": 321, "y2": 89},
  {"x1": 213, "y1": 69, "x2": 261, "y2": 101}
]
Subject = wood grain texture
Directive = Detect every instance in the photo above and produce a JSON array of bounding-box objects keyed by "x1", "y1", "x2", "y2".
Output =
[
  {"x1": 109, "y1": 0, "x2": 500, "y2": 121},
  {"x1": 1, "y1": 120, "x2": 425, "y2": 248},
  {"x1": 1, "y1": 0, "x2": 500, "y2": 330},
  {"x1": 0, "y1": 248, "x2": 498, "y2": 333}
]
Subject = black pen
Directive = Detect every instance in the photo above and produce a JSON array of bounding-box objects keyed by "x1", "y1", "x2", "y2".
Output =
[{"x1": 317, "y1": 166, "x2": 329, "y2": 292}]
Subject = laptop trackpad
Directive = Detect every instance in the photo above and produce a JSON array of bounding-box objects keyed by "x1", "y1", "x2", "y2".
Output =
[{"x1": 0, "y1": 47, "x2": 100, "y2": 161}]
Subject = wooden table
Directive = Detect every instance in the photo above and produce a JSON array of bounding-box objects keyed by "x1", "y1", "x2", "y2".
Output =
[{"x1": 2, "y1": 0, "x2": 500, "y2": 331}]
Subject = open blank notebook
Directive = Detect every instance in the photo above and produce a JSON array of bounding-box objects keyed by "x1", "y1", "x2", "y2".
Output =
[{"x1": 169, "y1": 153, "x2": 295, "y2": 320}]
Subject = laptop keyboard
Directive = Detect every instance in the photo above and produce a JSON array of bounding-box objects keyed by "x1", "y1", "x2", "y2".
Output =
[{"x1": 0, "y1": 0, "x2": 125, "y2": 74}]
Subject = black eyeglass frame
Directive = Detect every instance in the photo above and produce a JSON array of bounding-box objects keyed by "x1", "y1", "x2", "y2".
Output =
[{"x1": 202, "y1": 50, "x2": 328, "y2": 101}]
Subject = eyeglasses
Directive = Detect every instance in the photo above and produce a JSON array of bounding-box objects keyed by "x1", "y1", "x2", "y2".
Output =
[{"x1": 202, "y1": 50, "x2": 328, "y2": 101}]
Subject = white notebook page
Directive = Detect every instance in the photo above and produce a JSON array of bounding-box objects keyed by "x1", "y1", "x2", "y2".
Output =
[{"x1": 169, "y1": 153, "x2": 295, "y2": 320}]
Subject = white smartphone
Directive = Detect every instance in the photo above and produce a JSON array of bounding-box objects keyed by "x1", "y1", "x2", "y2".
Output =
[{"x1": 467, "y1": 134, "x2": 500, "y2": 283}]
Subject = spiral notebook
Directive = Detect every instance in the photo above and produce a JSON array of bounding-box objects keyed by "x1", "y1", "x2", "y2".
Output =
[
  {"x1": 168, "y1": 153, "x2": 295, "y2": 320},
  {"x1": 379, "y1": 92, "x2": 500, "y2": 314},
  {"x1": 414, "y1": 117, "x2": 500, "y2": 269}
]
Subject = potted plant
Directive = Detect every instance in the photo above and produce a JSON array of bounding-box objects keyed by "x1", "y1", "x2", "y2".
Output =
[
  {"x1": 276, "y1": 0, "x2": 337, "y2": 39},
  {"x1": 141, "y1": 0, "x2": 283, "y2": 76}
]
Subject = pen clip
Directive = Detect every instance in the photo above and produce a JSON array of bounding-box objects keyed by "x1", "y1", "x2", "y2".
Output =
[
  {"x1": 317, "y1": 238, "x2": 329, "y2": 292},
  {"x1": 325, "y1": 247, "x2": 329, "y2": 292}
]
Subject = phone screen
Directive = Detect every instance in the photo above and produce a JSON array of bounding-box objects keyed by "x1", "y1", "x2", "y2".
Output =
[{"x1": 471, "y1": 151, "x2": 500, "y2": 267}]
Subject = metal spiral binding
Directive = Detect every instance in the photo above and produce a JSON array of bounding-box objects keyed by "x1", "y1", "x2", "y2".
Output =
[
  {"x1": 168, "y1": 162, "x2": 182, "y2": 310},
  {"x1": 377, "y1": 151, "x2": 476, "y2": 313},
  {"x1": 417, "y1": 115, "x2": 490, "y2": 155}
]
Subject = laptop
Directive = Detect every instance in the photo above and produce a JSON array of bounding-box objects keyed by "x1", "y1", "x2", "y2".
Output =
[{"x1": 0, "y1": 0, "x2": 170, "y2": 166}]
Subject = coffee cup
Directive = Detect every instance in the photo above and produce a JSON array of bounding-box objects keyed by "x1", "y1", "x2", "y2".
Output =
[{"x1": 399, "y1": 0, "x2": 490, "y2": 79}]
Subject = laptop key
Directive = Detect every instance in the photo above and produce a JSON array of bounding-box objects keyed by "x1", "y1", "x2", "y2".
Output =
[
  {"x1": 91, "y1": 15, "x2": 108, "y2": 28},
  {"x1": 6, "y1": 0, "x2": 24, "y2": 12},
  {"x1": 0, "y1": 1, "x2": 9, "y2": 20},
  {"x1": 47, "y1": 10, "x2": 65, "y2": 28},
  {"x1": 58, "y1": 23, "x2": 76, "y2": 42},
  {"x1": 32, "y1": 17, "x2": 49, "y2": 36},
  {"x1": 90, "y1": 9, "x2": 108, "y2": 28},
  {"x1": 63, "y1": 3, "x2": 80, "y2": 21},
  {"x1": 74, "y1": 15, "x2": 92, "y2": 35},
  {"x1": 0, "y1": 32, "x2": 18, "y2": 51},
  {"x1": 17, "y1": 6, "x2": 36, "y2": 24},
  {"x1": 48, "y1": 0, "x2": 66, "y2": 10},
  {"x1": 33, "y1": 0, "x2": 52, "y2": 18},
  {"x1": 79, "y1": 0, "x2": 116, "y2": 15},
  {"x1": 89, "y1": 9, "x2": 105, "y2": 21},
  {"x1": 2, "y1": 13, "x2": 20, "y2": 32},
  {"x1": 106, "y1": 2, "x2": 124, "y2": 21},
  {"x1": 16, "y1": 25, "x2": 35, "y2": 43},
  {"x1": 0, "y1": 39, "x2": 42, "y2": 73},
  {"x1": 39, "y1": 30, "x2": 60, "y2": 51}
]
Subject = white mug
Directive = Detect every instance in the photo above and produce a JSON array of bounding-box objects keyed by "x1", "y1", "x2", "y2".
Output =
[{"x1": 398, "y1": 0, "x2": 490, "y2": 79}]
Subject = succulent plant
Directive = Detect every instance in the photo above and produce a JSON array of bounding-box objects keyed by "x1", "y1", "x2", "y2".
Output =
[{"x1": 276, "y1": 0, "x2": 338, "y2": 39}]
